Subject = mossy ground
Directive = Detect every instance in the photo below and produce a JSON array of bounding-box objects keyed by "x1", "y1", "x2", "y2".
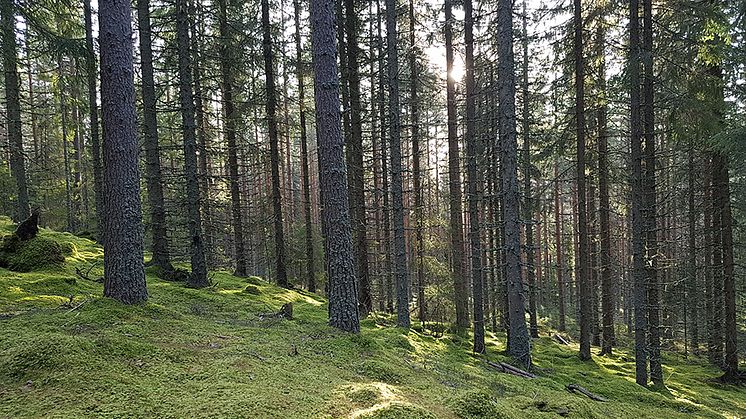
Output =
[{"x1": 0, "y1": 217, "x2": 744, "y2": 418}]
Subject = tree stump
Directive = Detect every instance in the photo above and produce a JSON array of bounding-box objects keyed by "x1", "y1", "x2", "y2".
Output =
[
  {"x1": 279, "y1": 303, "x2": 293, "y2": 319},
  {"x1": 15, "y1": 209, "x2": 39, "y2": 241}
]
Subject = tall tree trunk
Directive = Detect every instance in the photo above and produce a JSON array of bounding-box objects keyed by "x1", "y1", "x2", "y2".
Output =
[
  {"x1": 385, "y1": 0, "x2": 410, "y2": 328},
  {"x1": 59, "y1": 60, "x2": 74, "y2": 232},
  {"x1": 498, "y1": 0, "x2": 531, "y2": 368},
  {"x1": 262, "y1": 0, "x2": 289, "y2": 288},
  {"x1": 642, "y1": 0, "x2": 662, "y2": 386},
  {"x1": 176, "y1": 0, "x2": 208, "y2": 288},
  {"x1": 719, "y1": 157, "x2": 739, "y2": 380},
  {"x1": 574, "y1": 0, "x2": 592, "y2": 361},
  {"x1": 377, "y1": 0, "x2": 393, "y2": 313},
  {"x1": 710, "y1": 151, "x2": 724, "y2": 366},
  {"x1": 521, "y1": 1, "x2": 538, "y2": 339},
  {"x1": 191, "y1": 0, "x2": 214, "y2": 268},
  {"x1": 409, "y1": 0, "x2": 426, "y2": 325},
  {"x1": 344, "y1": 0, "x2": 371, "y2": 314},
  {"x1": 630, "y1": 0, "x2": 648, "y2": 386},
  {"x1": 309, "y1": 0, "x2": 360, "y2": 333},
  {"x1": 2, "y1": 0, "x2": 29, "y2": 221},
  {"x1": 686, "y1": 143, "x2": 698, "y2": 355},
  {"x1": 137, "y1": 0, "x2": 172, "y2": 272},
  {"x1": 464, "y1": 0, "x2": 484, "y2": 353},
  {"x1": 294, "y1": 0, "x2": 315, "y2": 292},
  {"x1": 444, "y1": 0, "x2": 469, "y2": 331},
  {"x1": 554, "y1": 162, "x2": 566, "y2": 331},
  {"x1": 99, "y1": 0, "x2": 147, "y2": 304},
  {"x1": 597, "y1": 19, "x2": 614, "y2": 355},
  {"x1": 218, "y1": 0, "x2": 247, "y2": 277}
]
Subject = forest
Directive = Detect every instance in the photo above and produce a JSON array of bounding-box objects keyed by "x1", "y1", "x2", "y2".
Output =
[{"x1": 0, "y1": 0, "x2": 745, "y2": 416}]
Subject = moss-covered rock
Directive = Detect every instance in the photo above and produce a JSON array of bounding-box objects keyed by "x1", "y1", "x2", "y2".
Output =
[
  {"x1": 242, "y1": 285, "x2": 261, "y2": 295},
  {"x1": 245, "y1": 276, "x2": 264, "y2": 285},
  {"x1": 0, "y1": 234, "x2": 66, "y2": 272}
]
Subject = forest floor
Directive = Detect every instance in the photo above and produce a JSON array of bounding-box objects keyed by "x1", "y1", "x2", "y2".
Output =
[{"x1": 0, "y1": 217, "x2": 744, "y2": 418}]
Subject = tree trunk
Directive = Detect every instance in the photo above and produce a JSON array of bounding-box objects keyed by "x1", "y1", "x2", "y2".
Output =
[
  {"x1": 498, "y1": 0, "x2": 531, "y2": 368},
  {"x1": 597, "y1": 17, "x2": 614, "y2": 356},
  {"x1": 521, "y1": 1, "x2": 538, "y2": 339},
  {"x1": 294, "y1": 0, "x2": 315, "y2": 293},
  {"x1": 99, "y1": 0, "x2": 147, "y2": 304},
  {"x1": 463, "y1": 0, "x2": 484, "y2": 353},
  {"x1": 719, "y1": 157, "x2": 739, "y2": 379},
  {"x1": 409, "y1": 0, "x2": 426, "y2": 325},
  {"x1": 385, "y1": 0, "x2": 410, "y2": 329},
  {"x1": 444, "y1": 0, "x2": 469, "y2": 331},
  {"x1": 262, "y1": 0, "x2": 289, "y2": 288},
  {"x1": 344, "y1": 0, "x2": 371, "y2": 314},
  {"x1": 137, "y1": 0, "x2": 172, "y2": 272},
  {"x1": 2, "y1": 0, "x2": 30, "y2": 221},
  {"x1": 176, "y1": 0, "x2": 208, "y2": 288},
  {"x1": 574, "y1": 0, "x2": 592, "y2": 362},
  {"x1": 642, "y1": 0, "x2": 662, "y2": 386},
  {"x1": 554, "y1": 162, "x2": 566, "y2": 332},
  {"x1": 218, "y1": 0, "x2": 247, "y2": 277},
  {"x1": 686, "y1": 143, "x2": 698, "y2": 354},
  {"x1": 629, "y1": 0, "x2": 648, "y2": 386},
  {"x1": 309, "y1": 0, "x2": 360, "y2": 333}
]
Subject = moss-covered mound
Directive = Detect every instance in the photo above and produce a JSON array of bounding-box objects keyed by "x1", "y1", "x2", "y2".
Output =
[{"x1": 0, "y1": 234, "x2": 67, "y2": 272}]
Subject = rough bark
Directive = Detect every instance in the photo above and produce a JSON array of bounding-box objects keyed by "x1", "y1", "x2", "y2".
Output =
[
  {"x1": 294, "y1": 0, "x2": 316, "y2": 293},
  {"x1": 498, "y1": 0, "x2": 531, "y2": 368},
  {"x1": 409, "y1": 0, "x2": 425, "y2": 324},
  {"x1": 444, "y1": 0, "x2": 469, "y2": 331},
  {"x1": 597, "y1": 18, "x2": 614, "y2": 356},
  {"x1": 520, "y1": 1, "x2": 538, "y2": 339},
  {"x1": 98, "y1": 0, "x2": 147, "y2": 304},
  {"x1": 630, "y1": 0, "x2": 648, "y2": 386},
  {"x1": 218, "y1": 0, "x2": 247, "y2": 277},
  {"x1": 642, "y1": 0, "x2": 662, "y2": 386},
  {"x1": 574, "y1": 0, "x2": 592, "y2": 362},
  {"x1": 262, "y1": 0, "x2": 289, "y2": 288},
  {"x1": 1, "y1": 0, "x2": 29, "y2": 221},
  {"x1": 463, "y1": 0, "x2": 484, "y2": 353},
  {"x1": 719, "y1": 157, "x2": 739, "y2": 380},
  {"x1": 344, "y1": 0, "x2": 371, "y2": 314},
  {"x1": 176, "y1": 0, "x2": 208, "y2": 288},
  {"x1": 84, "y1": 0, "x2": 104, "y2": 242},
  {"x1": 386, "y1": 0, "x2": 410, "y2": 329},
  {"x1": 309, "y1": 0, "x2": 360, "y2": 333},
  {"x1": 554, "y1": 162, "x2": 566, "y2": 331},
  {"x1": 137, "y1": 0, "x2": 172, "y2": 272}
]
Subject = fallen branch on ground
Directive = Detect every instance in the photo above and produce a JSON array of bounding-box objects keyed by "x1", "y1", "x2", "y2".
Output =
[
  {"x1": 553, "y1": 334, "x2": 570, "y2": 345},
  {"x1": 75, "y1": 266, "x2": 103, "y2": 283},
  {"x1": 566, "y1": 384, "x2": 608, "y2": 402},
  {"x1": 485, "y1": 360, "x2": 537, "y2": 379}
]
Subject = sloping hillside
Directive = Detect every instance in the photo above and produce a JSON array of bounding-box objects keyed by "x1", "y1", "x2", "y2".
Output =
[{"x1": 0, "y1": 219, "x2": 743, "y2": 418}]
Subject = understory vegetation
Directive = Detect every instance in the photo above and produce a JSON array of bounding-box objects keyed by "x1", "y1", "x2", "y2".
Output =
[{"x1": 1, "y1": 218, "x2": 743, "y2": 418}]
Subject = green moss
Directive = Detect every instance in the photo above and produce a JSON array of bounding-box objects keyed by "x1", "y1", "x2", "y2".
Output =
[
  {"x1": 348, "y1": 386, "x2": 381, "y2": 405},
  {"x1": 360, "y1": 403, "x2": 436, "y2": 419},
  {"x1": 245, "y1": 276, "x2": 265, "y2": 285},
  {"x1": 242, "y1": 285, "x2": 261, "y2": 295},
  {"x1": 358, "y1": 360, "x2": 403, "y2": 383},
  {"x1": 0, "y1": 234, "x2": 66, "y2": 272},
  {"x1": 0, "y1": 217, "x2": 744, "y2": 419},
  {"x1": 450, "y1": 390, "x2": 503, "y2": 418}
]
